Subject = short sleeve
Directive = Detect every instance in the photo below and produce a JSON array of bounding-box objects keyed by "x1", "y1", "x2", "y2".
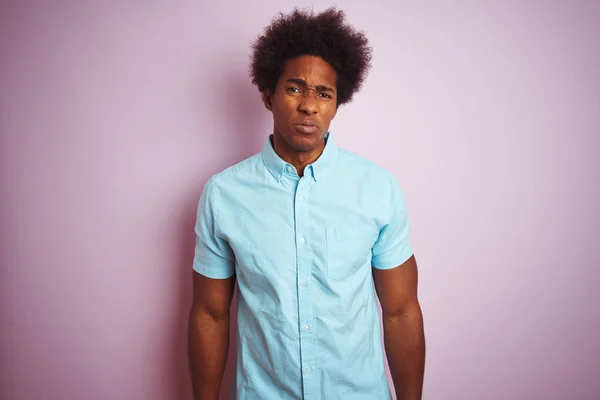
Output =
[
  {"x1": 371, "y1": 174, "x2": 414, "y2": 270},
  {"x1": 192, "y1": 177, "x2": 236, "y2": 279}
]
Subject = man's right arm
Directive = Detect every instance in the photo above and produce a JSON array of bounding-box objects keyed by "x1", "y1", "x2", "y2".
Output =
[{"x1": 188, "y1": 271, "x2": 236, "y2": 400}]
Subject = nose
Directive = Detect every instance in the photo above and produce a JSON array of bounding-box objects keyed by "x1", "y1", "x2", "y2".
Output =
[{"x1": 298, "y1": 91, "x2": 318, "y2": 115}]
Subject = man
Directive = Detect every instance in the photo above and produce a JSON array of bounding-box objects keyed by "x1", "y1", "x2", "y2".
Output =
[{"x1": 188, "y1": 7, "x2": 425, "y2": 400}]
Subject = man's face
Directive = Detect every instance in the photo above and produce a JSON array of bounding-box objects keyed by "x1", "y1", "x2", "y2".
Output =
[{"x1": 263, "y1": 55, "x2": 338, "y2": 153}]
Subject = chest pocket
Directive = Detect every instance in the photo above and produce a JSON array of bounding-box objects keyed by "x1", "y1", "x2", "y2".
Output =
[{"x1": 326, "y1": 228, "x2": 375, "y2": 280}]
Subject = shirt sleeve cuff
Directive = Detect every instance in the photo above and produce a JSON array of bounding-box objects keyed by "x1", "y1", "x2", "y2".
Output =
[
  {"x1": 372, "y1": 244, "x2": 414, "y2": 270},
  {"x1": 193, "y1": 258, "x2": 235, "y2": 279}
]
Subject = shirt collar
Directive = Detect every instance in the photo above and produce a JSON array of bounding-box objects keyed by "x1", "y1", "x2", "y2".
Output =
[{"x1": 261, "y1": 132, "x2": 338, "y2": 182}]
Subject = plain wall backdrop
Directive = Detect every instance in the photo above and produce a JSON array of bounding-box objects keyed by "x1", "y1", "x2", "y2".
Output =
[{"x1": 1, "y1": 1, "x2": 599, "y2": 399}]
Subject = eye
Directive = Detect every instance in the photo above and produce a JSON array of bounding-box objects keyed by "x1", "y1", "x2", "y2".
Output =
[
  {"x1": 319, "y1": 92, "x2": 332, "y2": 99},
  {"x1": 287, "y1": 87, "x2": 301, "y2": 93}
]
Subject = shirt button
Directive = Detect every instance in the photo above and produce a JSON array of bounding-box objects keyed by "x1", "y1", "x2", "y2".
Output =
[
  {"x1": 303, "y1": 324, "x2": 310, "y2": 331},
  {"x1": 305, "y1": 367, "x2": 311, "y2": 373},
  {"x1": 299, "y1": 237, "x2": 305, "y2": 244},
  {"x1": 300, "y1": 281, "x2": 307, "y2": 287},
  {"x1": 297, "y1": 196, "x2": 304, "y2": 201},
  {"x1": 285, "y1": 165, "x2": 293, "y2": 172}
]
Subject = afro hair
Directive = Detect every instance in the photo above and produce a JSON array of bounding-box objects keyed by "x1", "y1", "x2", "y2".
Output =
[{"x1": 250, "y1": 7, "x2": 372, "y2": 107}]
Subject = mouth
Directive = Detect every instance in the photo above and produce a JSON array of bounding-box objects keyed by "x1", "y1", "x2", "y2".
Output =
[{"x1": 293, "y1": 121, "x2": 319, "y2": 135}]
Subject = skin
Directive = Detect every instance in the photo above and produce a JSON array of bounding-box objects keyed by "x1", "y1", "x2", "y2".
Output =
[
  {"x1": 262, "y1": 55, "x2": 338, "y2": 177},
  {"x1": 188, "y1": 55, "x2": 425, "y2": 400},
  {"x1": 373, "y1": 255, "x2": 426, "y2": 400},
  {"x1": 188, "y1": 273, "x2": 235, "y2": 400}
]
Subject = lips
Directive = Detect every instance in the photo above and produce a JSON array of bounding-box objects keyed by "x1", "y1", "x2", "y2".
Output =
[{"x1": 294, "y1": 121, "x2": 319, "y2": 134}]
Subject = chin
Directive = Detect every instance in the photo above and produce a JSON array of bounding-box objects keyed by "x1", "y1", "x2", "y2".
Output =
[{"x1": 288, "y1": 131, "x2": 324, "y2": 151}]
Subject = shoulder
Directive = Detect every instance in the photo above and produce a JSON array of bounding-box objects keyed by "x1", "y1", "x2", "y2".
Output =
[
  {"x1": 209, "y1": 153, "x2": 261, "y2": 184},
  {"x1": 201, "y1": 153, "x2": 262, "y2": 201},
  {"x1": 337, "y1": 148, "x2": 398, "y2": 187}
]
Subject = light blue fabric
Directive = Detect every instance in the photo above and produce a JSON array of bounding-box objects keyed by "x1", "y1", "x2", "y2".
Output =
[{"x1": 193, "y1": 132, "x2": 413, "y2": 400}]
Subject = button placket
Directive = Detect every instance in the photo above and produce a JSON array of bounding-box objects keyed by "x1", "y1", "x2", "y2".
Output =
[{"x1": 294, "y1": 175, "x2": 317, "y2": 397}]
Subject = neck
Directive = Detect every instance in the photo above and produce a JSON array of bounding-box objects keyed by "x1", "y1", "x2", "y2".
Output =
[{"x1": 272, "y1": 133, "x2": 326, "y2": 178}]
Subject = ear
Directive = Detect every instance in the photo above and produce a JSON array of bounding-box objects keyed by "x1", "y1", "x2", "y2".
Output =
[{"x1": 262, "y1": 89, "x2": 273, "y2": 111}]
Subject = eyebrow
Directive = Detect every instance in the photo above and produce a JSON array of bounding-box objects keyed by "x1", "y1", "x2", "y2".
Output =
[{"x1": 286, "y1": 78, "x2": 335, "y2": 93}]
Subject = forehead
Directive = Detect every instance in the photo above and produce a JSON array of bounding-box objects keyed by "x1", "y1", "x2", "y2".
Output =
[{"x1": 281, "y1": 55, "x2": 337, "y2": 87}]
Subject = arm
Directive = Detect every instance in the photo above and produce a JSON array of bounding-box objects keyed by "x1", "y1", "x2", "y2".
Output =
[
  {"x1": 188, "y1": 271, "x2": 236, "y2": 400},
  {"x1": 373, "y1": 255, "x2": 425, "y2": 400}
]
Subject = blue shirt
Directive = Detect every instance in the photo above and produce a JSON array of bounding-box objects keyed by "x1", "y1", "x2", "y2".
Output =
[{"x1": 193, "y1": 133, "x2": 413, "y2": 399}]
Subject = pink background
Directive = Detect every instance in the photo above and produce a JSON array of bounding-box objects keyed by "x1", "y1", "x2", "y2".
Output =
[{"x1": 1, "y1": 1, "x2": 599, "y2": 399}]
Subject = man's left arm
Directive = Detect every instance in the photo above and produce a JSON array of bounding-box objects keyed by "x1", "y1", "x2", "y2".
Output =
[{"x1": 373, "y1": 255, "x2": 425, "y2": 400}]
